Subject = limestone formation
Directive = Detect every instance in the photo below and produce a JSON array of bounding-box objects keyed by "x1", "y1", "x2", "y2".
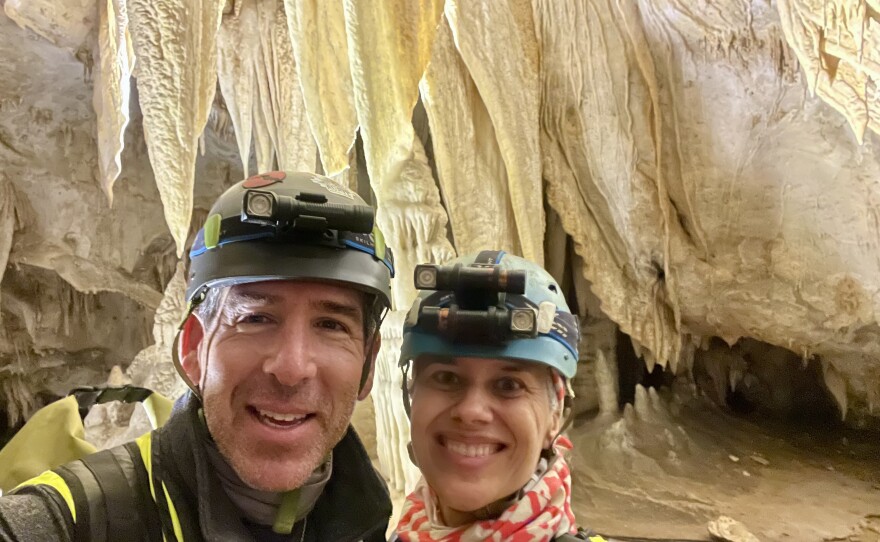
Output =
[
  {"x1": 93, "y1": 0, "x2": 134, "y2": 203},
  {"x1": 217, "y1": 0, "x2": 316, "y2": 175},
  {"x1": 285, "y1": 0, "x2": 358, "y2": 177},
  {"x1": 127, "y1": 0, "x2": 224, "y2": 254},
  {"x1": 3, "y1": 1, "x2": 880, "y2": 538},
  {"x1": 778, "y1": 0, "x2": 880, "y2": 143}
]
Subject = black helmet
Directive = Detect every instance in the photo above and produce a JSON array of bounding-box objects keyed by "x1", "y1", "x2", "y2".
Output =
[{"x1": 186, "y1": 170, "x2": 394, "y2": 308}]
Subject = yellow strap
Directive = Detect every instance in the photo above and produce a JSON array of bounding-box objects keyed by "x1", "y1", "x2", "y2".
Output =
[
  {"x1": 142, "y1": 393, "x2": 173, "y2": 430},
  {"x1": 589, "y1": 537, "x2": 607, "y2": 542},
  {"x1": 12, "y1": 471, "x2": 77, "y2": 522},
  {"x1": 135, "y1": 433, "x2": 184, "y2": 542}
]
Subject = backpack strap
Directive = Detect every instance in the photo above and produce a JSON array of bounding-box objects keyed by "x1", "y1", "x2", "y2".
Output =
[
  {"x1": 79, "y1": 445, "x2": 165, "y2": 542},
  {"x1": 59, "y1": 446, "x2": 165, "y2": 542},
  {"x1": 12, "y1": 441, "x2": 168, "y2": 542}
]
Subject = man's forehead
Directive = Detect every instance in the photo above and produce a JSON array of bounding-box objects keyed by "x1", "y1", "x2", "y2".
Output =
[{"x1": 226, "y1": 280, "x2": 365, "y2": 307}]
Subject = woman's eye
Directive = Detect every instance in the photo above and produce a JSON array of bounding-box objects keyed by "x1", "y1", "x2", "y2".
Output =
[
  {"x1": 495, "y1": 377, "x2": 524, "y2": 395},
  {"x1": 430, "y1": 371, "x2": 460, "y2": 387}
]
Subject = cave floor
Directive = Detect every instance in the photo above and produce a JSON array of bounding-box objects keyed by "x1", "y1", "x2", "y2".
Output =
[
  {"x1": 569, "y1": 393, "x2": 880, "y2": 542},
  {"x1": 354, "y1": 390, "x2": 880, "y2": 541}
]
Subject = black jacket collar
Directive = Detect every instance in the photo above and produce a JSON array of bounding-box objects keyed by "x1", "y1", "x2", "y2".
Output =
[{"x1": 155, "y1": 393, "x2": 391, "y2": 541}]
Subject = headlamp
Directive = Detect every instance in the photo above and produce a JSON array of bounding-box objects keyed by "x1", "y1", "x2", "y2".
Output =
[
  {"x1": 411, "y1": 261, "x2": 539, "y2": 344},
  {"x1": 241, "y1": 189, "x2": 375, "y2": 233},
  {"x1": 418, "y1": 304, "x2": 538, "y2": 342},
  {"x1": 412, "y1": 263, "x2": 526, "y2": 295}
]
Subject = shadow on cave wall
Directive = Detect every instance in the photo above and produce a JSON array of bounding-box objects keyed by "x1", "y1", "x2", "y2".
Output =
[
  {"x1": 613, "y1": 330, "x2": 845, "y2": 429},
  {"x1": 0, "y1": 265, "x2": 155, "y2": 441}
]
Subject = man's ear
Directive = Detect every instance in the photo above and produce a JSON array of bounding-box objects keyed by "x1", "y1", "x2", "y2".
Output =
[
  {"x1": 358, "y1": 334, "x2": 381, "y2": 400},
  {"x1": 179, "y1": 314, "x2": 206, "y2": 387}
]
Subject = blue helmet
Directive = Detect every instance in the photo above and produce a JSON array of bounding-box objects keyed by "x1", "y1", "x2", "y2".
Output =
[{"x1": 399, "y1": 250, "x2": 579, "y2": 378}]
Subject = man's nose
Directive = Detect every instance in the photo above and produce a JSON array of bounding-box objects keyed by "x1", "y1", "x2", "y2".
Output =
[
  {"x1": 450, "y1": 386, "x2": 494, "y2": 425},
  {"x1": 262, "y1": 323, "x2": 317, "y2": 386}
]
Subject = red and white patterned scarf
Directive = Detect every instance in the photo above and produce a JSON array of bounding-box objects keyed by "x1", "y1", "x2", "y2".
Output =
[{"x1": 395, "y1": 439, "x2": 577, "y2": 542}]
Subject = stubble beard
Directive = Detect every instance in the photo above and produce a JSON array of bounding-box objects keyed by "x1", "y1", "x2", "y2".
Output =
[{"x1": 202, "y1": 388, "x2": 357, "y2": 492}]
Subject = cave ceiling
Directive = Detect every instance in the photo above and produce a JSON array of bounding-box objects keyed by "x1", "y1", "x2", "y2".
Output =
[{"x1": 1, "y1": 0, "x2": 879, "y2": 432}]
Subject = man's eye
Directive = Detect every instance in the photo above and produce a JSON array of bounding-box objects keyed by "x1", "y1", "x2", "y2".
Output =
[
  {"x1": 237, "y1": 313, "x2": 274, "y2": 325},
  {"x1": 494, "y1": 377, "x2": 524, "y2": 395},
  {"x1": 317, "y1": 319, "x2": 349, "y2": 333}
]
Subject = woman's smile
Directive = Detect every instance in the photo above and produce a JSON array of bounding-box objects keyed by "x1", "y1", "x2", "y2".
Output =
[{"x1": 409, "y1": 356, "x2": 559, "y2": 514}]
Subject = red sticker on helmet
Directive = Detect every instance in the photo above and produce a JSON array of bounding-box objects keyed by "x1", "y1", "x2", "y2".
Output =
[{"x1": 243, "y1": 171, "x2": 286, "y2": 188}]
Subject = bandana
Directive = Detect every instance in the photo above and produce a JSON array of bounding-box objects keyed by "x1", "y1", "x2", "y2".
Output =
[{"x1": 395, "y1": 438, "x2": 577, "y2": 542}]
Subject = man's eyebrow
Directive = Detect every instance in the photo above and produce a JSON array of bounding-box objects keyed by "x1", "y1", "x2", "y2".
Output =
[
  {"x1": 226, "y1": 289, "x2": 283, "y2": 306},
  {"x1": 310, "y1": 299, "x2": 363, "y2": 320}
]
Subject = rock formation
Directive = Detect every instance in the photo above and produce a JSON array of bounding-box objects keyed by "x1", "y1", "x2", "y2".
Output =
[{"x1": 2, "y1": 0, "x2": 880, "y2": 537}]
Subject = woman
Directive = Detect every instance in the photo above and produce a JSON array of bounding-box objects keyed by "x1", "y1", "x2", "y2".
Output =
[{"x1": 394, "y1": 250, "x2": 605, "y2": 542}]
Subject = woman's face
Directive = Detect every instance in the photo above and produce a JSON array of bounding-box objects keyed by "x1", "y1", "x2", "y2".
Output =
[{"x1": 409, "y1": 356, "x2": 560, "y2": 521}]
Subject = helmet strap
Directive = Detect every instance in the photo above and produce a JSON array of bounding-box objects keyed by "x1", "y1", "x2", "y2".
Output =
[
  {"x1": 358, "y1": 305, "x2": 388, "y2": 394},
  {"x1": 547, "y1": 385, "x2": 576, "y2": 453},
  {"x1": 171, "y1": 287, "x2": 229, "y2": 401},
  {"x1": 398, "y1": 359, "x2": 413, "y2": 419}
]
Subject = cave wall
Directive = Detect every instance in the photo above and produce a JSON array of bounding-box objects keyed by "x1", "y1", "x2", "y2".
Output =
[{"x1": 1, "y1": 0, "x2": 880, "y2": 491}]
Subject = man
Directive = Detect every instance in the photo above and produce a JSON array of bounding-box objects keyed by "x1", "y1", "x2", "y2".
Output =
[{"x1": 0, "y1": 171, "x2": 395, "y2": 541}]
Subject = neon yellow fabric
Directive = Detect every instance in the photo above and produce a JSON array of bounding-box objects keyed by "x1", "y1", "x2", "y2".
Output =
[
  {"x1": 0, "y1": 396, "x2": 97, "y2": 493},
  {"x1": 1, "y1": 389, "x2": 179, "y2": 538},
  {"x1": 143, "y1": 393, "x2": 173, "y2": 430},
  {"x1": 12, "y1": 470, "x2": 77, "y2": 522},
  {"x1": 0, "y1": 391, "x2": 173, "y2": 493},
  {"x1": 135, "y1": 433, "x2": 184, "y2": 542}
]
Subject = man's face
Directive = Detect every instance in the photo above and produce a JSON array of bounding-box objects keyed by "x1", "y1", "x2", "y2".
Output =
[{"x1": 180, "y1": 280, "x2": 376, "y2": 492}]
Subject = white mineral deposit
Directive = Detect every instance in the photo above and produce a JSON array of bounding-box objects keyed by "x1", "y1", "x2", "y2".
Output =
[{"x1": 1, "y1": 1, "x2": 879, "y2": 540}]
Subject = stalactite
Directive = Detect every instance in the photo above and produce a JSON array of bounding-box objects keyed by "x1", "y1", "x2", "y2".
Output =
[
  {"x1": 443, "y1": 0, "x2": 545, "y2": 265},
  {"x1": 778, "y1": 0, "x2": 880, "y2": 143},
  {"x1": 342, "y1": 0, "x2": 453, "y2": 306},
  {"x1": 216, "y1": 1, "x2": 259, "y2": 176},
  {"x1": 419, "y1": 16, "x2": 520, "y2": 256},
  {"x1": 253, "y1": 0, "x2": 315, "y2": 172},
  {"x1": 0, "y1": 176, "x2": 16, "y2": 319},
  {"x1": 536, "y1": 0, "x2": 683, "y2": 372},
  {"x1": 127, "y1": 0, "x2": 224, "y2": 255},
  {"x1": 285, "y1": 0, "x2": 357, "y2": 177},
  {"x1": 93, "y1": 0, "x2": 134, "y2": 204},
  {"x1": 217, "y1": 0, "x2": 316, "y2": 176}
]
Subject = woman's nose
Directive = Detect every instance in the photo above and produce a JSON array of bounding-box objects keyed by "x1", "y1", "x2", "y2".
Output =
[
  {"x1": 450, "y1": 386, "x2": 494, "y2": 425},
  {"x1": 262, "y1": 324, "x2": 317, "y2": 387}
]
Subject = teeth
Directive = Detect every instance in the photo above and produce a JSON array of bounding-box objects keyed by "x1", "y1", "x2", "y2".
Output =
[
  {"x1": 445, "y1": 439, "x2": 499, "y2": 458},
  {"x1": 258, "y1": 409, "x2": 307, "y2": 423}
]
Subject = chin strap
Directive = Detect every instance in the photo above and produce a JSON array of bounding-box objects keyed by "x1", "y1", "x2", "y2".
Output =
[
  {"x1": 399, "y1": 358, "x2": 414, "y2": 419},
  {"x1": 273, "y1": 489, "x2": 301, "y2": 534},
  {"x1": 549, "y1": 378, "x2": 576, "y2": 451},
  {"x1": 359, "y1": 305, "x2": 388, "y2": 393},
  {"x1": 171, "y1": 288, "x2": 212, "y2": 399}
]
